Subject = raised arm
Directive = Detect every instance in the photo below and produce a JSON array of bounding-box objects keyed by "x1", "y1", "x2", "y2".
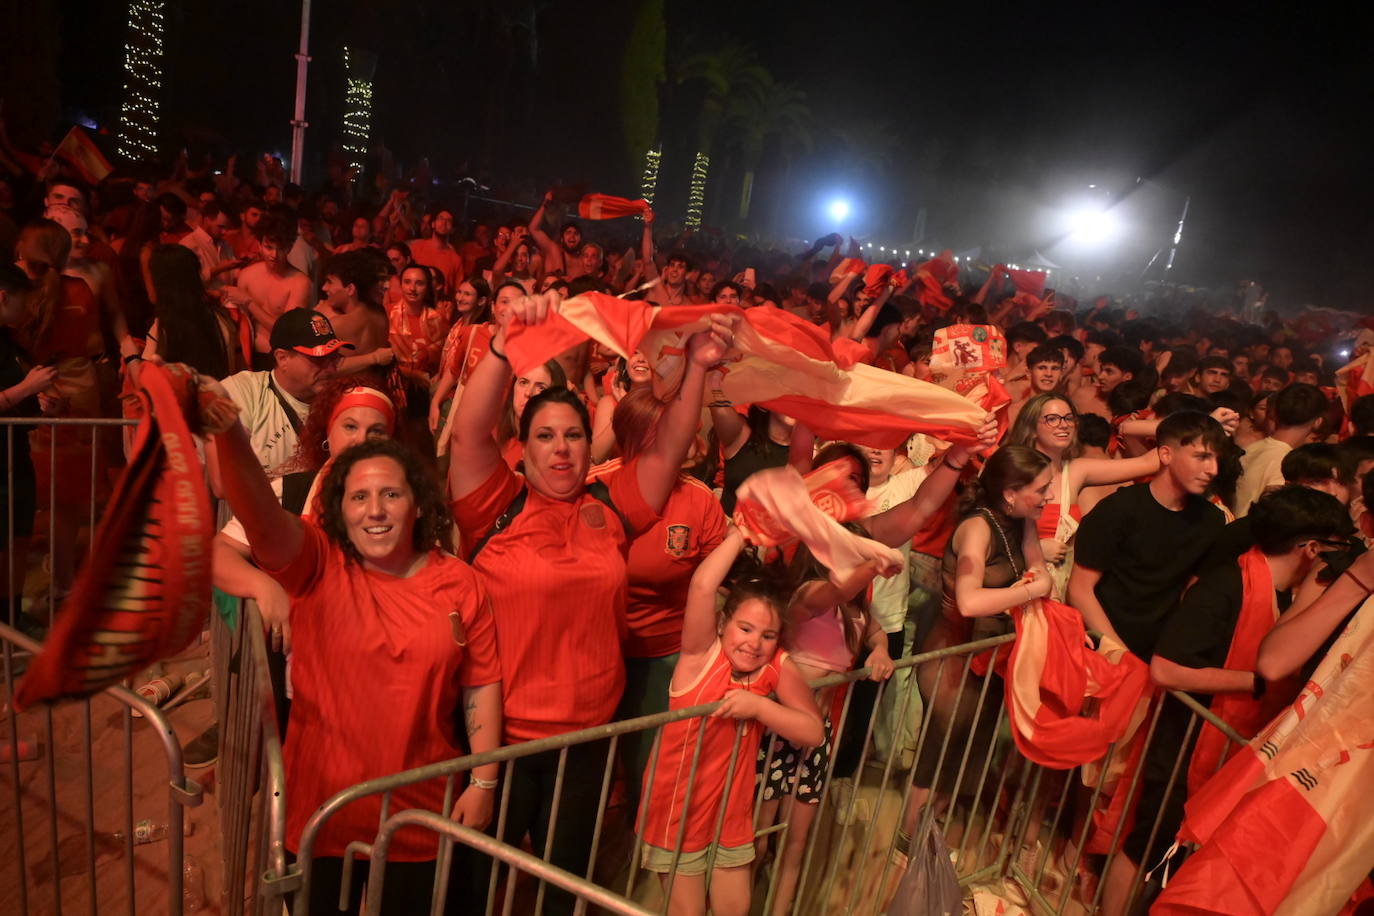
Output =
[
  {"x1": 792, "y1": 561, "x2": 885, "y2": 619},
  {"x1": 527, "y1": 193, "x2": 558, "y2": 256},
  {"x1": 639, "y1": 210, "x2": 658, "y2": 281},
  {"x1": 828, "y1": 271, "x2": 860, "y2": 306},
  {"x1": 681, "y1": 527, "x2": 746, "y2": 656},
  {"x1": 1069, "y1": 451, "x2": 1161, "y2": 490},
  {"x1": 636, "y1": 315, "x2": 736, "y2": 513},
  {"x1": 788, "y1": 421, "x2": 816, "y2": 473},
  {"x1": 210, "y1": 419, "x2": 304, "y2": 572},
  {"x1": 1257, "y1": 556, "x2": 1374, "y2": 680},
  {"x1": 448, "y1": 321, "x2": 514, "y2": 501},
  {"x1": 850, "y1": 301, "x2": 881, "y2": 341},
  {"x1": 490, "y1": 226, "x2": 528, "y2": 285},
  {"x1": 706, "y1": 367, "x2": 750, "y2": 458},
  {"x1": 866, "y1": 417, "x2": 998, "y2": 547}
]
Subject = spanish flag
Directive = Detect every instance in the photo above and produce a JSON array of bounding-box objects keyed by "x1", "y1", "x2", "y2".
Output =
[
  {"x1": 52, "y1": 126, "x2": 113, "y2": 185},
  {"x1": 13, "y1": 364, "x2": 237, "y2": 709},
  {"x1": 1153, "y1": 596, "x2": 1374, "y2": 915},
  {"x1": 503, "y1": 292, "x2": 988, "y2": 449},
  {"x1": 578, "y1": 193, "x2": 651, "y2": 220}
]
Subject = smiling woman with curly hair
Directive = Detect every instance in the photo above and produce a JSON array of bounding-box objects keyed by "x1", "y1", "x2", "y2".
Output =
[{"x1": 207, "y1": 385, "x2": 502, "y2": 915}]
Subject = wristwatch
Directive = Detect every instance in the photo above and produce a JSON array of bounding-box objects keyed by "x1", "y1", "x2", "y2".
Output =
[{"x1": 1251, "y1": 672, "x2": 1267, "y2": 701}]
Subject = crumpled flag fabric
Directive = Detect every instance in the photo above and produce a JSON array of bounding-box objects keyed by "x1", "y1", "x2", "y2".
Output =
[
  {"x1": 503, "y1": 291, "x2": 987, "y2": 449},
  {"x1": 733, "y1": 466, "x2": 901, "y2": 584},
  {"x1": 14, "y1": 362, "x2": 236, "y2": 710},
  {"x1": 1154, "y1": 595, "x2": 1374, "y2": 915},
  {"x1": 1002, "y1": 598, "x2": 1151, "y2": 770},
  {"x1": 577, "y1": 193, "x2": 651, "y2": 220},
  {"x1": 732, "y1": 460, "x2": 872, "y2": 547}
]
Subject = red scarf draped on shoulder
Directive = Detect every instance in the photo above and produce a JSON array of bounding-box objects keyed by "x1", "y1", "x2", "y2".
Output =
[{"x1": 1187, "y1": 546, "x2": 1296, "y2": 795}]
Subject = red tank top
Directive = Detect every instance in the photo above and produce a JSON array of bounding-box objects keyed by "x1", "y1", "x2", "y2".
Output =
[
  {"x1": 639, "y1": 641, "x2": 784, "y2": 853},
  {"x1": 1036, "y1": 501, "x2": 1083, "y2": 540}
]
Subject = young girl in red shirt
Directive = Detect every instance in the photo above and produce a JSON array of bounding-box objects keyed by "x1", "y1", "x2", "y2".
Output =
[{"x1": 638, "y1": 527, "x2": 822, "y2": 916}]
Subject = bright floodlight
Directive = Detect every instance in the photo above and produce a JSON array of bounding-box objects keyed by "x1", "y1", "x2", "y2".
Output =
[
  {"x1": 1066, "y1": 206, "x2": 1119, "y2": 245},
  {"x1": 827, "y1": 198, "x2": 851, "y2": 222}
]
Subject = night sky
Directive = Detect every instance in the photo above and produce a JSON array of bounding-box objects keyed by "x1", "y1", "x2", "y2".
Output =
[{"x1": 45, "y1": 0, "x2": 1374, "y2": 308}]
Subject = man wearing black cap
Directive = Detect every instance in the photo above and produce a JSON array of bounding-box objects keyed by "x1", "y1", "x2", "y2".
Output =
[
  {"x1": 215, "y1": 307, "x2": 354, "y2": 475},
  {"x1": 187, "y1": 308, "x2": 353, "y2": 770}
]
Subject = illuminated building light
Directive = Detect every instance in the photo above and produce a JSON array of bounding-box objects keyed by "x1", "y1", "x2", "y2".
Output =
[
  {"x1": 685, "y1": 151, "x2": 709, "y2": 229},
  {"x1": 340, "y1": 47, "x2": 374, "y2": 173},
  {"x1": 640, "y1": 147, "x2": 662, "y2": 208},
  {"x1": 115, "y1": 0, "x2": 166, "y2": 160}
]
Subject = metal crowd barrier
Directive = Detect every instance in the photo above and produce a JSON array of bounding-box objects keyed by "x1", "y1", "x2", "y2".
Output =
[
  {"x1": 2, "y1": 419, "x2": 1252, "y2": 915},
  {"x1": 1, "y1": 417, "x2": 286, "y2": 915},
  {"x1": 210, "y1": 597, "x2": 290, "y2": 915},
  {"x1": 0, "y1": 619, "x2": 203, "y2": 915},
  {"x1": 282, "y1": 631, "x2": 1248, "y2": 916}
]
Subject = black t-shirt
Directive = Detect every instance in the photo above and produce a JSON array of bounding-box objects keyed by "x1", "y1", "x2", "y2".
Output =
[
  {"x1": 721, "y1": 437, "x2": 790, "y2": 515},
  {"x1": 1156, "y1": 561, "x2": 1292, "y2": 702},
  {"x1": 1201, "y1": 516, "x2": 1253, "y2": 571},
  {"x1": 1154, "y1": 564, "x2": 1245, "y2": 689},
  {"x1": 1074, "y1": 482, "x2": 1225, "y2": 659}
]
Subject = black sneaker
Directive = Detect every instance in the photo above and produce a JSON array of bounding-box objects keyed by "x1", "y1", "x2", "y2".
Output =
[{"x1": 183, "y1": 724, "x2": 219, "y2": 769}]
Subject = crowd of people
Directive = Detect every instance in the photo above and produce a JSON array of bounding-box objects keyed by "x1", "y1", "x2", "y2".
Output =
[{"x1": 3, "y1": 157, "x2": 1373, "y2": 916}]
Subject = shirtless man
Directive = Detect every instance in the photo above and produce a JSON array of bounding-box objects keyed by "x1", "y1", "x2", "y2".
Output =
[
  {"x1": 647, "y1": 250, "x2": 692, "y2": 307},
  {"x1": 528, "y1": 192, "x2": 584, "y2": 279},
  {"x1": 1001, "y1": 321, "x2": 1049, "y2": 403},
  {"x1": 313, "y1": 249, "x2": 391, "y2": 375},
  {"x1": 231, "y1": 214, "x2": 313, "y2": 366},
  {"x1": 1074, "y1": 344, "x2": 1143, "y2": 420},
  {"x1": 1009, "y1": 343, "x2": 1065, "y2": 424},
  {"x1": 225, "y1": 201, "x2": 265, "y2": 259}
]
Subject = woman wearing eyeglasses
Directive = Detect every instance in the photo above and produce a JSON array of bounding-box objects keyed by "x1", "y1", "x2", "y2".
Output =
[{"x1": 1006, "y1": 393, "x2": 1162, "y2": 599}]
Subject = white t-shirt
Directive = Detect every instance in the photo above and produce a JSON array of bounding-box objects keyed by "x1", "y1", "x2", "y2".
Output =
[
  {"x1": 220, "y1": 369, "x2": 311, "y2": 475},
  {"x1": 866, "y1": 467, "x2": 928, "y2": 633},
  {"x1": 1234, "y1": 437, "x2": 1291, "y2": 518},
  {"x1": 180, "y1": 226, "x2": 234, "y2": 289}
]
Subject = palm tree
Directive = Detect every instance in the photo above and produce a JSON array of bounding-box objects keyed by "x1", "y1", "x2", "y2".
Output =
[
  {"x1": 676, "y1": 44, "x2": 768, "y2": 228},
  {"x1": 725, "y1": 73, "x2": 812, "y2": 223},
  {"x1": 832, "y1": 118, "x2": 902, "y2": 184}
]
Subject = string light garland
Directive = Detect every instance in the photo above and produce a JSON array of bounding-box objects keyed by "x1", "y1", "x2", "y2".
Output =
[
  {"x1": 340, "y1": 47, "x2": 374, "y2": 173},
  {"x1": 640, "y1": 147, "x2": 662, "y2": 208},
  {"x1": 115, "y1": 0, "x2": 166, "y2": 160},
  {"x1": 685, "y1": 151, "x2": 709, "y2": 229}
]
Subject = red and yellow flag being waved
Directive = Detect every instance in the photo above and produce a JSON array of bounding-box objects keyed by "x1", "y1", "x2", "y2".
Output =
[
  {"x1": 503, "y1": 291, "x2": 988, "y2": 449},
  {"x1": 1153, "y1": 597, "x2": 1374, "y2": 915}
]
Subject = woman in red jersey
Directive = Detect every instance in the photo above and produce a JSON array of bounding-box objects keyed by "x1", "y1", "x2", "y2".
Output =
[
  {"x1": 449, "y1": 290, "x2": 735, "y2": 914},
  {"x1": 208, "y1": 399, "x2": 501, "y2": 915}
]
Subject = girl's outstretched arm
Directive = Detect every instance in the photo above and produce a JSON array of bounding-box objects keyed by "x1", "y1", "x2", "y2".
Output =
[{"x1": 681, "y1": 527, "x2": 746, "y2": 657}]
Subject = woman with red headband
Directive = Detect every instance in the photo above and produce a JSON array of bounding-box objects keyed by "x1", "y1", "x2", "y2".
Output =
[
  {"x1": 213, "y1": 374, "x2": 400, "y2": 736},
  {"x1": 449, "y1": 291, "x2": 735, "y2": 915},
  {"x1": 207, "y1": 373, "x2": 500, "y2": 916}
]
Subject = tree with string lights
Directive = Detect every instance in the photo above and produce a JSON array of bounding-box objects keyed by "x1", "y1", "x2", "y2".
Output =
[{"x1": 115, "y1": 0, "x2": 166, "y2": 161}]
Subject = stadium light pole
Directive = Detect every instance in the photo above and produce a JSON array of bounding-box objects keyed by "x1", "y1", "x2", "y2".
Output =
[{"x1": 288, "y1": 0, "x2": 312, "y2": 184}]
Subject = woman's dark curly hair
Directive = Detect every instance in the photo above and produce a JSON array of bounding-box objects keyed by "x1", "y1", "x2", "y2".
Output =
[
  {"x1": 280, "y1": 370, "x2": 398, "y2": 473},
  {"x1": 317, "y1": 438, "x2": 454, "y2": 565}
]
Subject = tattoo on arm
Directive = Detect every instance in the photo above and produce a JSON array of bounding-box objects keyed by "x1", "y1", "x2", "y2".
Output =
[{"x1": 463, "y1": 697, "x2": 481, "y2": 737}]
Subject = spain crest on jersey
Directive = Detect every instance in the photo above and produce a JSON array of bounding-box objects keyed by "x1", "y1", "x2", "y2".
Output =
[{"x1": 665, "y1": 524, "x2": 690, "y2": 558}]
